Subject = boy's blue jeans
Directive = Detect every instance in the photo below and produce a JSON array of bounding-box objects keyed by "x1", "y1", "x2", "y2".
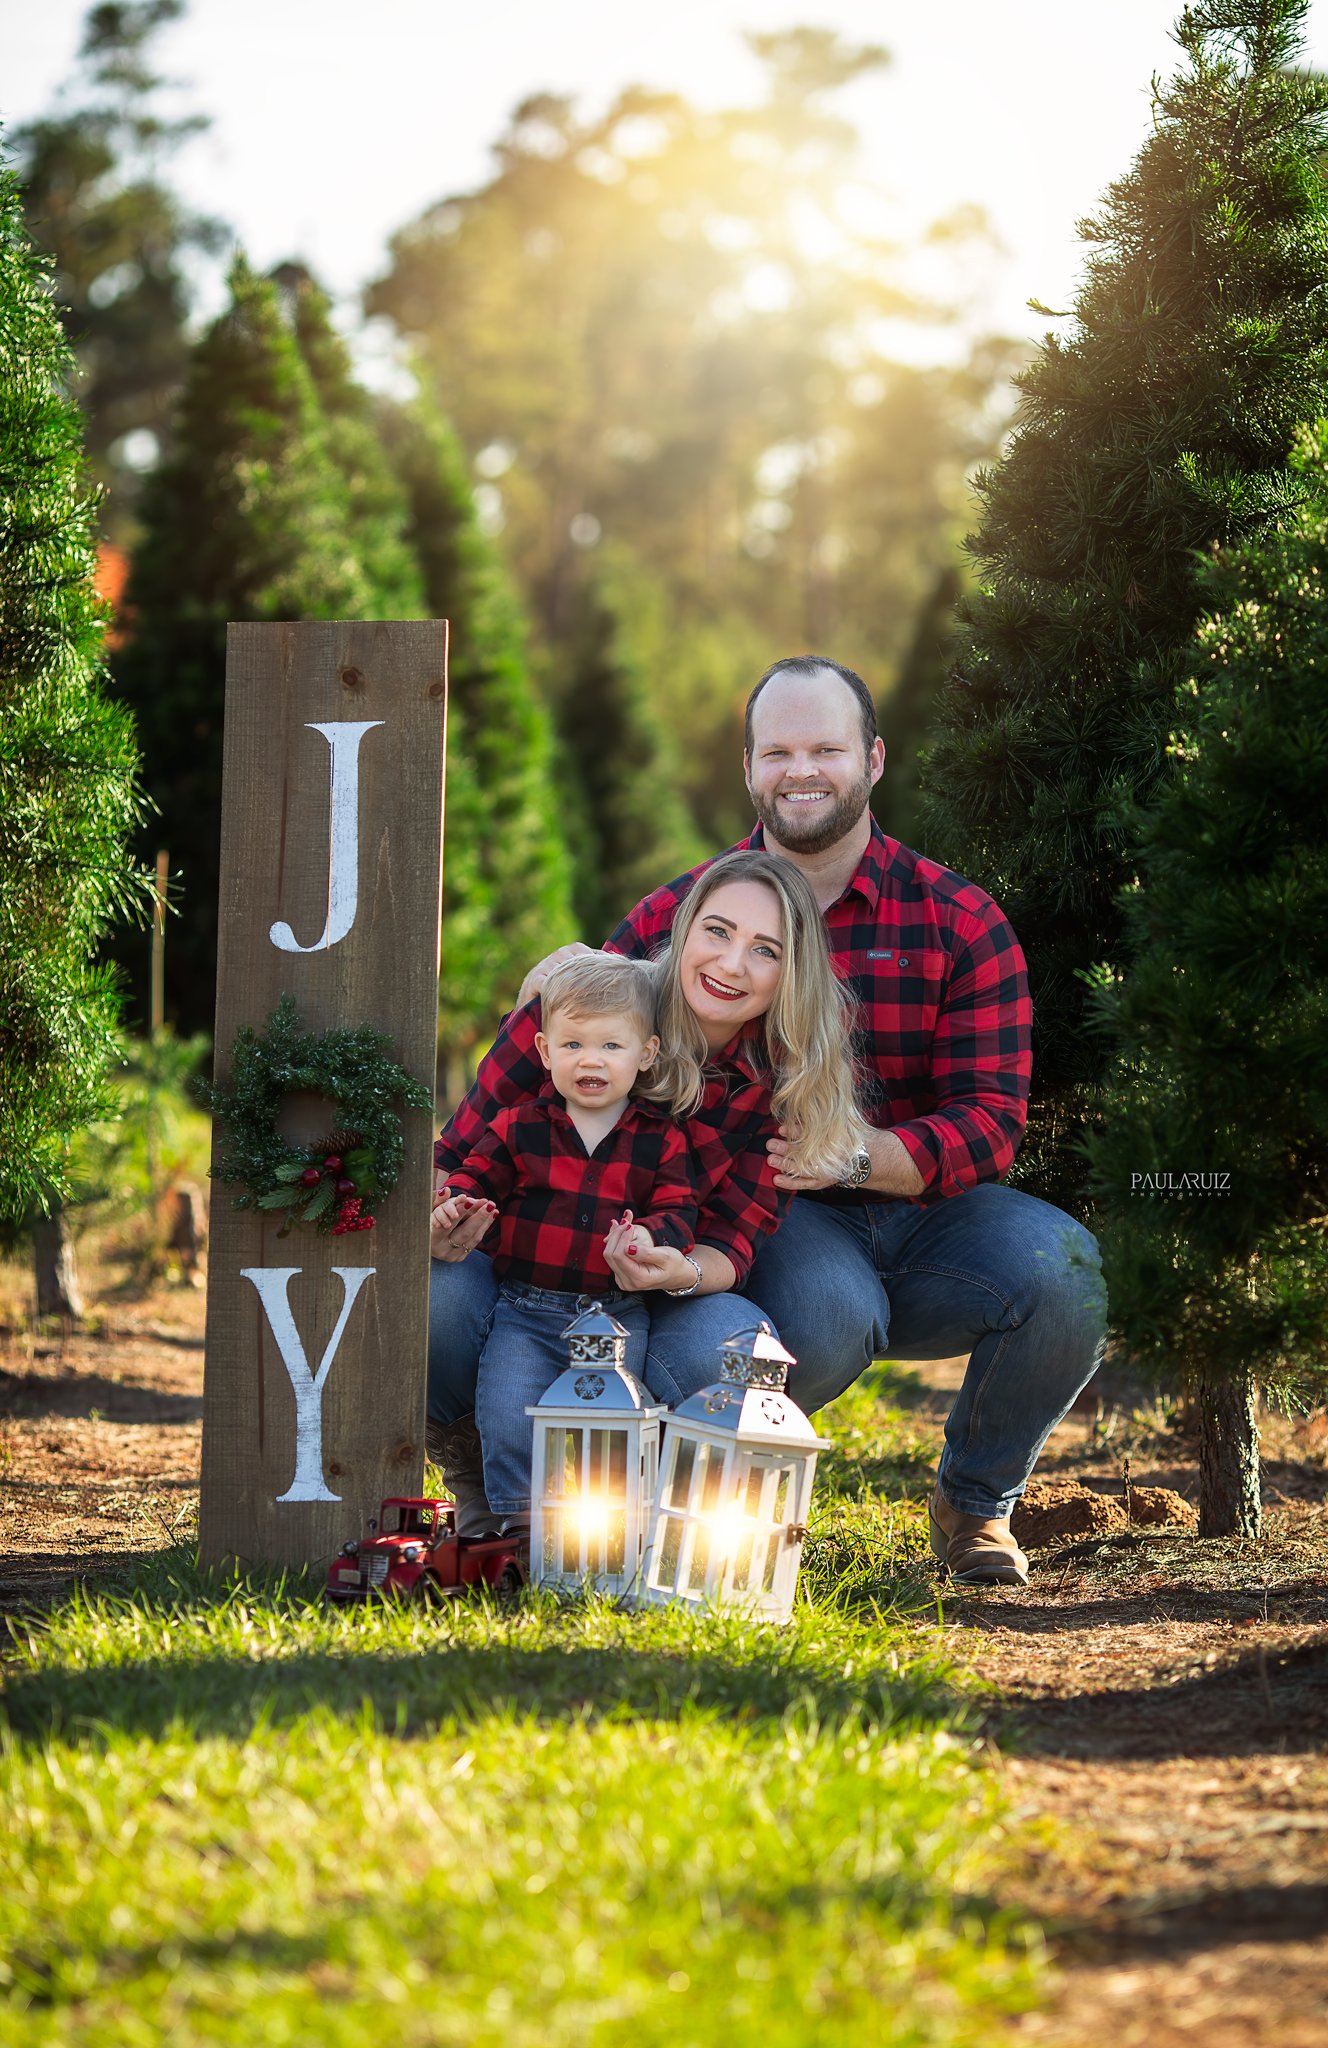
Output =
[
  {"x1": 428, "y1": 1181, "x2": 1107, "y2": 1524},
  {"x1": 475, "y1": 1281, "x2": 652, "y2": 1516}
]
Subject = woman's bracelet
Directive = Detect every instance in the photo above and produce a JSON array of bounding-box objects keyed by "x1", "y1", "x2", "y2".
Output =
[{"x1": 666, "y1": 1253, "x2": 704, "y2": 1298}]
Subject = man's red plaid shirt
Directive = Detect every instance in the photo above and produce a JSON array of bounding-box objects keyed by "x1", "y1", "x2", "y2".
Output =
[
  {"x1": 436, "y1": 1005, "x2": 783, "y2": 1282},
  {"x1": 445, "y1": 1088, "x2": 696, "y2": 1292},
  {"x1": 605, "y1": 820, "x2": 1032, "y2": 1202}
]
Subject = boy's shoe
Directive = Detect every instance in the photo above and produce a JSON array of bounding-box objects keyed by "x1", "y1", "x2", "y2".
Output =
[
  {"x1": 928, "y1": 1486, "x2": 1029, "y2": 1587},
  {"x1": 425, "y1": 1414, "x2": 501, "y2": 1538}
]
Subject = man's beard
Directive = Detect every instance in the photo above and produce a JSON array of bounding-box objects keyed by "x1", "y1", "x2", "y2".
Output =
[{"x1": 749, "y1": 768, "x2": 874, "y2": 855}]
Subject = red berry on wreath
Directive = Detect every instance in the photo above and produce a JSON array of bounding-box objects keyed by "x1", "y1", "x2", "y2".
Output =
[
  {"x1": 300, "y1": 1166, "x2": 321, "y2": 1187},
  {"x1": 335, "y1": 1177, "x2": 356, "y2": 1195},
  {"x1": 323, "y1": 1154, "x2": 343, "y2": 1174}
]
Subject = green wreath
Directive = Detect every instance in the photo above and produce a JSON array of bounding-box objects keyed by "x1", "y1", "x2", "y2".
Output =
[{"x1": 199, "y1": 995, "x2": 433, "y2": 1237}]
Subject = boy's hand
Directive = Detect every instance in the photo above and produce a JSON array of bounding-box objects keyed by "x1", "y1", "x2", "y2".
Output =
[
  {"x1": 604, "y1": 1210, "x2": 694, "y2": 1293},
  {"x1": 430, "y1": 1173, "x2": 497, "y2": 1261}
]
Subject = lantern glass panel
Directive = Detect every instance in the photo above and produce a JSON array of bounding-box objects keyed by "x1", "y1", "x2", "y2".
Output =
[
  {"x1": 607, "y1": 1512, "x2": 626, "y2": 1576},
  {"x1": 564, "y1": 1428, "x2": 584, "y2": 1495},
  {"x1": 687, "y1": 1521, "x2": 711, "y2": 1592},
  {"x1": 667, "y1": 1437, "x2": 696, "y2": 1510},
  {"x1": 732, "y1": 1529, "x2": 755, "y2": 1590},
  {"x1": 744, "y1": 1468, "x2": 764, "y2": 1515},
  {"x1": 773, "y1": 1469, "x2": 791, "y2": 1522},
  {"x1": 698, "y1": 1443, "x2": 725, "y2": 1514},
  {"x1": 654, "y1": 1513, "x2": 683, "y2": 1589},
  {"x1": 542, "y1": 1525, "x2": 559, "y2": 1578}
]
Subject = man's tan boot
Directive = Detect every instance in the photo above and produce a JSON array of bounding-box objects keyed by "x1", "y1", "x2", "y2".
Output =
[
  {"x1": 928, "y1": 1485, "x2": 1029, "y2": 1587},
  {"x1": 425, "y1": 1414, "x2": 501, "y2": 1538}
]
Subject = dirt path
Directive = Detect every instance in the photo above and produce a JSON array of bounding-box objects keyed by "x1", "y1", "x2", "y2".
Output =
[{"x1": 2, "y1": 1273, "x2": 1326, "y2": 2044}]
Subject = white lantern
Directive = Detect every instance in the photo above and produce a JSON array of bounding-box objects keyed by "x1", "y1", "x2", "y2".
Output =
[
  {"x1": 640, "y1": 1321, "x2": 824, "y2": 1622},
  {"x1": 527, "y1": 1304, "x2": 666, "y2": 1599}
]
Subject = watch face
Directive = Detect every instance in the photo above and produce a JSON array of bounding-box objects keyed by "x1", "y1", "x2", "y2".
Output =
[{"x1": 843, "y1": 1149, "x2": 871, "y2": 1187}]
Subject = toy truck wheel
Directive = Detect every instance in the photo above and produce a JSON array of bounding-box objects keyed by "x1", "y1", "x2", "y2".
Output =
[
  {"x1": 496, "y1": 1562, "x2": 523, "y2": 1596},
  {"x1": 417, "y1": 1572, "x2": 448, "y2": 1605}
]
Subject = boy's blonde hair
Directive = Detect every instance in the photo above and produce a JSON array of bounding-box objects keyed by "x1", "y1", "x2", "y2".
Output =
[{"x1": 540, "y1": 954, "x2": 658, "y2": 1040}]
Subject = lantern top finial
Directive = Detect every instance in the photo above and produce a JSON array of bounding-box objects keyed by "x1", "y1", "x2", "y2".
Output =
[
  {"x1": 718, "y1": 1319, "x2": 797, "y2": 1391},
  {"x1": 561, "y1": 1301, "x2": 629, "y2": 1345}
]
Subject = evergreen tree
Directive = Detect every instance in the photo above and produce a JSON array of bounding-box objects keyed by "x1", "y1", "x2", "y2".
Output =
[
  {"x1": 0, "y1": 160, "x2": 149, "y2": 1223},
  {"x1": 113, "y1": 258, "x2": 373, "y2": 1033},
  {"x1": 1084, "y1": 423, "x2": 1328, "y2": 1536},
  {"x1": 874, "y1": 564, "x2": 961, "y2": 847},
  {"x1": 553, "y1": 576, "x2": 704, "y2": 939},
  {"x1": 378, "y1": 386, "x2": 576, "y2": 1086},
  {"x1": 15, "y1": 1, "x2": 227, "y2": 537},
  {"x1": 283, "y1": 268, "x2": 425, "y2": 617},
  {"x1": 920, "y1": 0, "x2": 1328, "y2": 1208}
]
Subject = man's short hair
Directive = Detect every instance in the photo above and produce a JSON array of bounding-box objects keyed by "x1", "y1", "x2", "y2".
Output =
[
  {"x1": 744, "y1": 655, "x2": 878, "y2": 761},
  {"x1": 540, "y1": 954, "x2": 658, "y2": 1039}
]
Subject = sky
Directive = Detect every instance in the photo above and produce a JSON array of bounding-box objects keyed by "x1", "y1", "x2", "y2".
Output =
[{"x1": 5, "y1": 0, "x2": 1328, "y2": 352}]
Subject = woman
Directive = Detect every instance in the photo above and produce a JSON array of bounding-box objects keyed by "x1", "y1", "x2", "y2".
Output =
[{"x1": 428, "y1": 849, "x2": 863, "y2": 1531}]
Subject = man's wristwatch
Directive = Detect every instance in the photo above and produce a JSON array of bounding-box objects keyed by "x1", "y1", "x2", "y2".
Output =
[
  {"x1": 838, "y1": 1148, "x2": 872, "y2": 1190},
  {"x1": 666, "y1": 1253, "x2": 704, "y2": 1298}
]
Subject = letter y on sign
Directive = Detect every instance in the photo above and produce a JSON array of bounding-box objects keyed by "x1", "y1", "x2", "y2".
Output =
[
  {"x1": 241, "y1": 1266, "x2": 375, "y2": 1502},
  {"x1": 270, "y1": 720, "x2": 385, "y2": 953}
]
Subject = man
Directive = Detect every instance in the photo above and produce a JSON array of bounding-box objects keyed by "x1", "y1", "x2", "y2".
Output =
[{"x1": 530, "y1": 654, "x2": 1106, "y2": 1587}]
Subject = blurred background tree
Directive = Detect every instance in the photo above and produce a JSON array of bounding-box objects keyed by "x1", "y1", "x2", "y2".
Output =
[
  {"x1": 0, "y1": 158, "x2": 151, "y2": 1303},
  {"x1": 367, "y1": 28, "x2": 1019, "y2": 850},
  {"x1": 1084, "y1": 421, "x2": 1328, "y2": 1536},
  {"x1": 12, "y1": 0, "x2": 226, "y2": 545},
  {"x1": 920, "y1": 0, "x2": 1328, "y2": 1211},
  {"x1": 378, "y1": 385, "x2": 577, "y2": 1086},
  {"x1": 110, "y1": 257, "x2": 375, "y2": 1034}
]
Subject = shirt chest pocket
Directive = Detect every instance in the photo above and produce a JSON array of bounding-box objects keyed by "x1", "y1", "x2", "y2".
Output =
[{"x1": 852, "y1": 948, "x2": 950, "y2": 1061}]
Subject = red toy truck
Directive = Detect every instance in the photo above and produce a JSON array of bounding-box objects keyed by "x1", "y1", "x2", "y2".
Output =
[{"x1": 325, "y1": 1496, "x2": 525, "y2": 1603}]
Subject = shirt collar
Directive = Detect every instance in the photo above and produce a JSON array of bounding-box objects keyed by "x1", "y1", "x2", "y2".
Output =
[
  {"x1": 745, "y1": 816, "x2": 889, "y2": 916},
  {"x1": 538, "y1": 1078, "x2": 663, "y2": 1126}
]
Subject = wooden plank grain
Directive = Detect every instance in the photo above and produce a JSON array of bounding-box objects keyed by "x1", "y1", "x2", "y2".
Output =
[{"x1": 199, "y1": 621, "x2": 447, "y2": 1570}]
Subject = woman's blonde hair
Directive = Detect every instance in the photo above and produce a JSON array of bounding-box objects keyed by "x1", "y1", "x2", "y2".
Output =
[{"x1": 648, "y1": 849, "x2": 867, "y2": 1179}]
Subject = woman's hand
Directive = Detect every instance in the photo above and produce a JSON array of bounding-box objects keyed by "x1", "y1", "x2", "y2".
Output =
[
  {"x1": 602, "y1": 1210, "x2": 695, "y2": 1294},
  {"x1": 766, "y1": 1126, "x2": 839, "y2": 1193},
  {"x1": 430, "y1": 1172, "x2": 497, "y2": 1261}
]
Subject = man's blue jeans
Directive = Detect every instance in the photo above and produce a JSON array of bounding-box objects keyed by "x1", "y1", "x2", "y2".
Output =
[{"x1": 741, "y1": 1185, "x2": 1107, "y2": 1520}]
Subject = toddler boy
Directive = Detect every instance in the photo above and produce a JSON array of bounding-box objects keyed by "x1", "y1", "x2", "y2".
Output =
[{"x1": 432, "y1": 955, "x2": 697, "y2": 1526}]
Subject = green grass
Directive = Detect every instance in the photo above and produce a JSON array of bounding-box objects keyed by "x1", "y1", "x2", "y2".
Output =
[{"x1": 0, "y1": 1381, "x2": 1043, "y2": 2046}]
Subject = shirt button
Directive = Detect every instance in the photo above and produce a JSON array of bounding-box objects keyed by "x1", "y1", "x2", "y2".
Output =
[{"x1": 580, "y1": 1213, "x2": 590, "y2": 1225}]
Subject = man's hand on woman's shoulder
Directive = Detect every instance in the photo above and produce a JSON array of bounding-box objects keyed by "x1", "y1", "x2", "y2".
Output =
[{"x1": 516, "y1": 942, "x2": 600, "y2": 1008}]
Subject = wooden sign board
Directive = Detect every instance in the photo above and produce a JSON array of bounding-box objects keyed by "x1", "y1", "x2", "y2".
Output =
[{"x1": 199, "y1": 621, "x2": 447, "y2": 1570}]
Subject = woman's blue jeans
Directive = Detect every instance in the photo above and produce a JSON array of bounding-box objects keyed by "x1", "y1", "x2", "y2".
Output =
[
  {"x1": 476, "y1": 1281, "x2": 653, "y2": 1516},
  {"x1": 428, "y1": 1257, "x2": 767, "y2": 1512},
  {"x1": 741, "y1": 1184, "x2": 1107, "y2": 1520}
]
